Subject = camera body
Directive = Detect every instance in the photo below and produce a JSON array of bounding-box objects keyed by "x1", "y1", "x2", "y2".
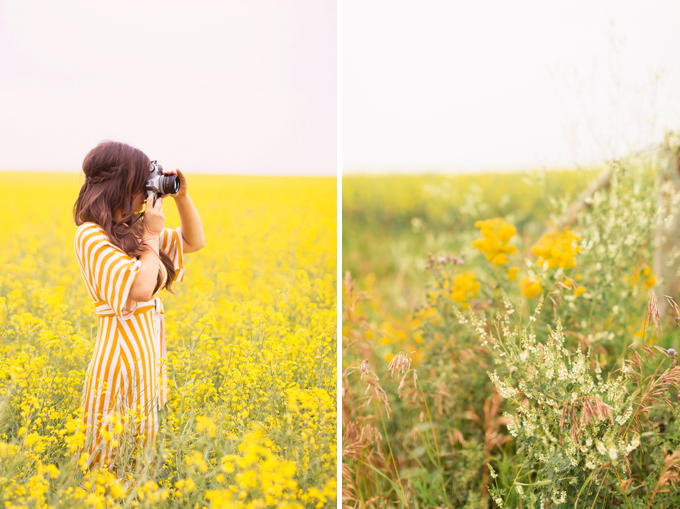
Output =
[{"x1": 146, "y1": 160, "x2": 180, "y2": 204}]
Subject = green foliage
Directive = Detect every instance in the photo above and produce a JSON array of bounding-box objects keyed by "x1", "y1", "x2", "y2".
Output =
[{"x1": 343, "y1": 135, "x2": 680, "y2": 508}]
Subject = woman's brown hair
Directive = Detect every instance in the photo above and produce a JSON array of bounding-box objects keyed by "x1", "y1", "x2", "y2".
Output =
[{"x1": 73, "y1": 140, "x2": 177, "y2": 296}]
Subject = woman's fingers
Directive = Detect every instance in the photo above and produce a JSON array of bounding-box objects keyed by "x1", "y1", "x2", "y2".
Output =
[
  {"x1": 145, "y1": 193, "x2": 163, "y2": 211},
  {"x1": 144, "y1": 194, "x2": 165, "y2": 234},
  {"x1": 156, "y1": 168, "x2": 186, "y2": 197}
]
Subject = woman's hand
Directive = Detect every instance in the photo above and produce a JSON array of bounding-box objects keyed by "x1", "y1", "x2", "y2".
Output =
[
  {"x1": 143, "y1": 194, "x2": 165, "y2": 235},
  {"x1": 160, "y1": 168, "x2": 188, "y2": 199}
]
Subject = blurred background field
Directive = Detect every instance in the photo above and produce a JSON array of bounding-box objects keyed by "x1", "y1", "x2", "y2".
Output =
[
  {"x1": 0, "y1": 172, "x2": 336, "y2": 508},
  {"x1": 343, "y1": 169, "x2": 597, "y2": 319},
  {"x1": 341, "y1": 143, "x2": 680, "y2": 507}
]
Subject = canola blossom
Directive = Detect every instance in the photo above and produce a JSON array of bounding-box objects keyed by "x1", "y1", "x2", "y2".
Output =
[
  {"x1": 0, "y1": 172, "x2": 336, "y2": 508},
  {"x1": 531, "y1": 227, "x2": 581, "y2": 269},
  {"x1": 471, "y1": 218, "x2": 517, "y2": 265}
]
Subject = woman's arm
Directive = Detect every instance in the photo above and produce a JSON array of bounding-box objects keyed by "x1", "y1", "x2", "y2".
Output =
[
  {"x1": 175, "y1": 194, "x2": 205, "y2": 254},
  {"x1": 160, "y1": 168, "x2": 205, "y2": 254},
  {"x1": 128, "y1": 232, "x2": 161, "y2": 302},
  {"x1": 127, "y1": 195, "x2": 165, "y2": 304}
]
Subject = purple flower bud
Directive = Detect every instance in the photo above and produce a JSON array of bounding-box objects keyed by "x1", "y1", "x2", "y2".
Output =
[
  {"x1": 487, "y1": 300, "x2": 493, "y2": 305},
  {"x1": 668, "y1": 348, "x2": 676, "y2": 356},
  {"x1": 438, "y1": 257, "x2": 445, "y2": 263},
  {"x1": 457, "y1": 258, "x2": 464, "y2": 265}
]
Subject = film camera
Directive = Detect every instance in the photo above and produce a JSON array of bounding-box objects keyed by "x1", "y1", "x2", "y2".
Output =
[
  {"x1": 130, "y1": 160, "x2": 180, "y2": 226},
  {"x1": 146, "y1": 160, "x2": 180, "y2": 204}
]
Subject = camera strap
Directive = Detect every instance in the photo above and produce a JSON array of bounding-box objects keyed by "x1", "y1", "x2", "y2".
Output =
[{"x1": 130, "y1": 211, "x2": 144, "y2": 227}]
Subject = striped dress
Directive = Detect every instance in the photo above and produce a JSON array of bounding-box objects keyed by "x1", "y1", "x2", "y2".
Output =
[{"x1": 74, "y1": 221, "x2": 184, "y2": 470}]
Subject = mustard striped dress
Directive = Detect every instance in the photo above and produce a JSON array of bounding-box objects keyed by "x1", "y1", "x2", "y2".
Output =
[{"x1": 74, "y1": 222, "x2": 184, "y2": 470}]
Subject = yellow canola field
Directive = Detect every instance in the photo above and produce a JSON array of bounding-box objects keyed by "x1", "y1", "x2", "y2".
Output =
[{"x1": 0, "y1": 172, "x2": 337, "y2": 508}]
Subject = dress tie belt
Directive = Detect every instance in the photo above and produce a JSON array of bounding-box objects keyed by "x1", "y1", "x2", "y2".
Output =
[{"x1": 94, "y1": 296, "x2": 168, "y2": 410}]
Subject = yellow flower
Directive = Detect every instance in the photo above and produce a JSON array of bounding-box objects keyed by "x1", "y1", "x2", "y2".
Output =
[
  {"x1": 641, "y1": 265, "x2": 656, "y2": 288},
  {"x1": 574, "y1": 286, "x2": 586, "y2": 297},
  {"x1": 450, "y1": 271, "x2": 481, "y2": 307},
  {"x1": 221, "y1": 456, "x2": 236, "y2": 474},
  {"x1": 44, "y1": 464, "x2": 60, "y2": 479},
  {"x1": 520, "y1": 276, "x2": 543, "y2": 299},
  {"x1": 471, "y1": 218, "x2": 518, "y2": 265},
  {"x1": 508, "y1": 267, "x2": 519, "y2": 281},
  {"x1": 531, "y1": 227, "x2": 581, "y2": 269},
  {"x1": 196, "y1": 415, "x2": 217, "y2": 438},
  {"x1": 109, "y1": 480, "x2": 126, "y2": 499},
  {"x1": 631, "y1": 265, "x2": 656, "y2": 288}
]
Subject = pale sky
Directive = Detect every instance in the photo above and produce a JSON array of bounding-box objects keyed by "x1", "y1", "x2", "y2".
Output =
[
  {"x1": 343, "y1": 0, "x2": 680, "y2": 173},
  {"x1": 0, "y1": 1, "x2": 336, "y2": 176}
]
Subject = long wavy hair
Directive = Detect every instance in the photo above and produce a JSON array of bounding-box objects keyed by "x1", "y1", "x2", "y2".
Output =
[{"x1": 73, "y1": 140, "x2": 176, "y2": 296}]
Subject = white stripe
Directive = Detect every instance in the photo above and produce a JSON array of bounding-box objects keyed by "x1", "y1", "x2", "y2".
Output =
[
  {"x1": 141, "y1": 312, "x2": 159, "y2": 424},
  {"x1": 86, "y1": 236, "x2": 114, "y2": 295},
  {"x1": 75, "y1": 226, "x2": 99, "y2": 299},
  {"x1": 107, "y1": 256, "x2": 132, "y2": 315},
  {"x1": 117, "y1": 335, "x2": 134, "y2": 409},
  {"x1": 86, "y1": 316, "x2": 116, "y2": 431},
  {"x1": 82, "y1": 316, "x2": 112, "y2": 423},
  {"x1": 98, "y1": 325, "x2": 119, "y2": 417},
  {"x1": 128, "y1": 315, "x2": 152, "y2": 400},
  {"x1": 117, "y1": 317, "x2": 146, "y2": 408},
  {"x1": 107, "y1": 255, "x2": 139, "y2": 316}
]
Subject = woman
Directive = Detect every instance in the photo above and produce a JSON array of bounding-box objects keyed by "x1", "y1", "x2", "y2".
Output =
[{"x1": 72, "y1": 140, "x2": 205, "y2": 481}]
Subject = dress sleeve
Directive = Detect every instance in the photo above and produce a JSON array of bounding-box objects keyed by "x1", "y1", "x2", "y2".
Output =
[
  {"x1": 75, "y1": 225, "x2": 142, "y2": 318},
  {"x1": 159, "y1": 226, "x2": 185, "y2": 282}
]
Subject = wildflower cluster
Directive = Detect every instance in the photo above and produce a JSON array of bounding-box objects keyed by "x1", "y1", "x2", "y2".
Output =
[
  {"x1": 450, "y1": 271, "x2": 481, "y2": 306},
  {"x1": 342, "y1": 136, "x2": 680, "y2": 507},
  {"x1": 458, "y1": 291, "x2": 680, "y2": 507},
  {"x1": 531, "y1": 226, "x2": 582, "y2": 269},
  {"x1": 471, "y1": 217, "x2": 517, "y2": 265}
]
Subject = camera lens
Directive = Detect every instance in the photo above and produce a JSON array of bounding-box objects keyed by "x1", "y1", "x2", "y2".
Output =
[{"x1": 160, "y1": 174, "x2": 180, "y2": 195}]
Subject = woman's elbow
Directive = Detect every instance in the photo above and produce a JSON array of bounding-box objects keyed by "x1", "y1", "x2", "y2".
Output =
[{"x1": 185, "y1": 238, "x2": 206, "y2": 253}]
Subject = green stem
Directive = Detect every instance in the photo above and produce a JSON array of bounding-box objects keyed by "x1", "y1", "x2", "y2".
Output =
[
  {"x1": 377, "y1": 400, "x2": 409, "y2": 508},
  {"x1": 589, "y1": 468, "x2": 609, "y2": 509},
  {"x1": 417, "y1": 377, "x2": 450, "y2": 507}
]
